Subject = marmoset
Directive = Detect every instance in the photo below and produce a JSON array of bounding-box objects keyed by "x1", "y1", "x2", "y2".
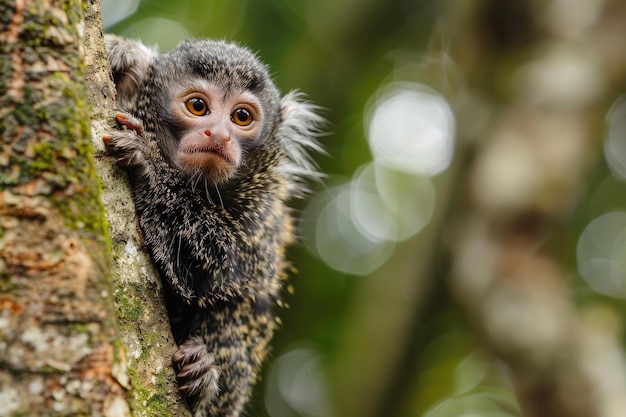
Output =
[{"x1": 104, "y1": 35, "x2": 322, "y2": 417}]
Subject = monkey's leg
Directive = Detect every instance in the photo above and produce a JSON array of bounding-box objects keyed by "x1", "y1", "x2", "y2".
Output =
[{"x1": 179, "y1": 297, "x2": 276, "y2": 417}]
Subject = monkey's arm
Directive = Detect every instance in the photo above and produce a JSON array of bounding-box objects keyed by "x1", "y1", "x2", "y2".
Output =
[{"x1": 104, "y1": 113, "x2": 219, "y2": 296}]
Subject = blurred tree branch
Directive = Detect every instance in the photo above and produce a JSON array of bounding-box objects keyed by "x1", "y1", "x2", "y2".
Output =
[{"x1": 448, "y1": 1, "x2": 626, "y2": 416}]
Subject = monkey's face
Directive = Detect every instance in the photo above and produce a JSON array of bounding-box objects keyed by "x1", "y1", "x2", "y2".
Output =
[{"x1": 169, "y1": 80, "x2": 265, "y2": 183}]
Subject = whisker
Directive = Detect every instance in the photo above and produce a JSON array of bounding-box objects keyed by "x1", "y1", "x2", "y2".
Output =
[
  {"x1": 214, "y1": 183, "x2": 224, "y2": 207},
  {"x1": 177, "y1": 233, "x2": 182, "y2": 275},
  {"x1": 187, "y1": 171, "x2": 202, "y2": 194},
  {"x1": 204, "y1": 178, "x2": 214, "y2": 204}
]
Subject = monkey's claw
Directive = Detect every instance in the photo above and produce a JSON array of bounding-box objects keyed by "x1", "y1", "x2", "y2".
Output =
[{"x1": 173, "y1": 338, "x2": 220, "y2": 404}]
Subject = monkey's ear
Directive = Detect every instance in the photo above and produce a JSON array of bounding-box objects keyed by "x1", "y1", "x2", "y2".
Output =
[{"x1": 105, "y1": 34, "x2": 158, "y2": 99}]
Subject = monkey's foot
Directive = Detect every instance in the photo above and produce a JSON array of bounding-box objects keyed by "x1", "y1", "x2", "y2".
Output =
[{"x1": 173, "y1": 338, "x2": 220, "y2": 411}]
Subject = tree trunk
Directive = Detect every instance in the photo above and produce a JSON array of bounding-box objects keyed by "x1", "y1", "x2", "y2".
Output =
[
  {"x1": 83, "y1": 0, "x2": 189, "y2": 415},
  {"x1": 0, "y1": 0, "x2": 187, "y2": 415},
  {"x1": 0, "y1": 0, "x2": 129, "y2": 415}
]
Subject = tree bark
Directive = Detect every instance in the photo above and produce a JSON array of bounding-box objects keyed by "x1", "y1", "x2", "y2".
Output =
[
  {"x1": 0, "y1": 0, "x2": 188, "y2": 415},
  {"x1": 84, "y1": 1, "x2": 190, "y2": 416},
  {"x1": 83, "y1": 0, "x2": 189, "y2": 415},
  {"x1": 0, "y1": 0, "x2": 129, "y2": 415}
]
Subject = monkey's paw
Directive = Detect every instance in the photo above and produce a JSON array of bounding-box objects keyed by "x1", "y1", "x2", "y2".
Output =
[
  {"x1": 103, "y1": 111, "x2": 148, "y2": 167},
  {"x1": 173, "y1": 338, "x2": 220, "y2": 410}
]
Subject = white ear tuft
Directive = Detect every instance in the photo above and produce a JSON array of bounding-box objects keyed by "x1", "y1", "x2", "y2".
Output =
[{"x1": 275, "y1": 91, "x2": 327, "y2": 196}]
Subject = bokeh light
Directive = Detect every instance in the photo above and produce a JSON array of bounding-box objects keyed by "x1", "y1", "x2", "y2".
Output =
[
  {"x1": 301, "y1": 162, "x2": 438, "y2": 276},
  {"x1": 117, "y1": 17, "x2": 192, "y2": 50},
  {"x1": 101, "y1": 0, "x2": 139, "y2": 27},
  {"x1": 265, "y1": 346, "x2": 333, "y2": 417},
  {"x1": 453, "y1": 352, "x2": 489, "y2": 396},
  {"x1": 421, "y1": 350, "x2": 518, "y2": 417},
  {"x1": 577, "y1": 211, "x2": 626, "y2": 298},
  {"x1": 304, "y1": 183, "x2": 396, "y2": 276},
  {"x1": 352, "y1": 162, "x2": 435, "y2": 242},
  {"x1": 366, "y1": 82, "x2": 455, "y2": 176},
  {"x1": 302, "y1": 82, "x2": 452, "y2": 275},
  {"x1": 424, "y1": 393, "x2": 516, "y2": 417}
]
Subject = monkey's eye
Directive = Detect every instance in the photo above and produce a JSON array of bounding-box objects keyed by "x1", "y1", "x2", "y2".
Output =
[
  {"x1": 231, "y1": 108, "x2": 253, "y2": 126},
  {"x1": 185, "y1": 98, "x2": 208, "y2": 116}
]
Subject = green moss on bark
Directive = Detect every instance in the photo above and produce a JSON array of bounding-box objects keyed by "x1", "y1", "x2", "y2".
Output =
[
  {"x1": 0, "y1": 0, "x2": 107, "y2": 239},
  {"x1": 127, "y1": 367, "x2": 177, "y2": 417}
]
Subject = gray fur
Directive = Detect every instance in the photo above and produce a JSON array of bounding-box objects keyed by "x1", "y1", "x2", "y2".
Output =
[{"x1": 104, "y1": 34, "x2": 322, "y2": 417}]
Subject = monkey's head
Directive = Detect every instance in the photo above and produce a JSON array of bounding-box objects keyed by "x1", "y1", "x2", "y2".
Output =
[{"x1": 109, "y1": 37, "x2": 283, "y2": 183}]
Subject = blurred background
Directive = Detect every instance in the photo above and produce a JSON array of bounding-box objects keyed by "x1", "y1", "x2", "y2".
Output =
[{"x1": 102, "y1": 1, "x2": 626, "y2": 416}]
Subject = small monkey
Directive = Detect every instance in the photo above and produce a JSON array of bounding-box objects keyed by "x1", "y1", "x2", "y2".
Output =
[{"x1": 104, "y1": 35, "x2": 322, "y2": 417}]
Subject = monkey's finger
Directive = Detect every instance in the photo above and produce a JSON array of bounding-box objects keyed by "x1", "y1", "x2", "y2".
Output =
[
  {"x1": 177, "y1": 354, "x2": 215, "y2": 380},
  {"x1": 177, "y1": 363, "x2": 220, "y2": 399},
  {"x1": 115, "y1": 112, "x2": 144, "y2": 137}
]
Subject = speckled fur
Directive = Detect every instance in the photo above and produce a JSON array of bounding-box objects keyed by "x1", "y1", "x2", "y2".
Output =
[{"x1": 104, "y1": 35, "x2": 322, "y2": 417}]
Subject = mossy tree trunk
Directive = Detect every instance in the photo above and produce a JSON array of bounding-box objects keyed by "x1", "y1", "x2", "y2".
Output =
[
  {"x1": 0, "y1": 0, "x2": 187, "y2": 415},
  {"x1": 0, "y1": 0, "x2": 130, "y2": 414}
]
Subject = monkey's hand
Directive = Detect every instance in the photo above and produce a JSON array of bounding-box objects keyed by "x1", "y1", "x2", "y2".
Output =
[
  {"x1": 172, "y1": 338, "x2": 220, "y2": 414},
  {"x1": 103, "y1": 111, "x2": 152, "y2": 168}
]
